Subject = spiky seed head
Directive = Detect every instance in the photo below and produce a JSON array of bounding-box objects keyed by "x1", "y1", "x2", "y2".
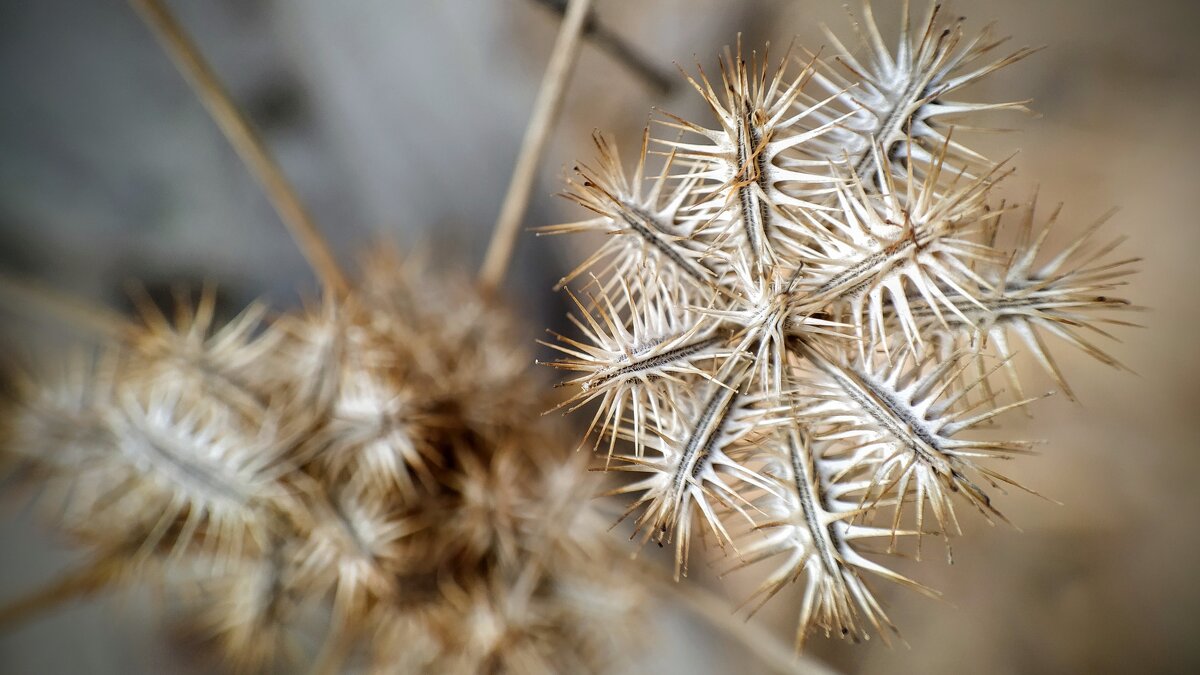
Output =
[{"x1": 544, "y1": 2, "x2": 1137, "y2": 649}]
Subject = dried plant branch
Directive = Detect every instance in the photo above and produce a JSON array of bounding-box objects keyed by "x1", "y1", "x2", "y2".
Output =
[
  {"x1": 128, "y1": 0, "x2": 349, "y2": 296},
  {"x1": 0, "y1": 272, "x2": 129, "y2": 338},
  {"x1": 479, "y1": 0, "x2": 593, "y2": 292},
  {"x1": 637, "y1": 560, "x2": 841, "y2": 675},
  {"x1": 531, "y1": 0, "x2": 675, "y2": 95},
  {"x1": 0, "y1": 553, "x2": 126, "y2": 631}
]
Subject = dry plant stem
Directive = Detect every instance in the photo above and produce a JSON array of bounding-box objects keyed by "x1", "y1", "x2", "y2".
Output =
[
  {"x1": 129, "y1": 0, "x2": 350, "y2": 297},
  {"x1": 0, "y1": 273, "x2": 129, "y2": 338},
  {"x1": 479, "y1": 0, "x2": 593, "y2": 291},
  {"x1": 309, "y1": 625, "x2": 356, "y2": 675},
  {"x1": 630, "y1": 560, "x2": 838, "y2": 675},
  {"x1": 0, "y1": 556, "x2": 122, "y2": 631},
  {"x1": 531, "y1": 0, "x2": 674, "y2": 94}
]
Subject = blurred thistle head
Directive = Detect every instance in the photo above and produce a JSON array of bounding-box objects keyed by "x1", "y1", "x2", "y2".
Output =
[{"x1": 1, "y1": 250, "x2": 643, "y2": 673}]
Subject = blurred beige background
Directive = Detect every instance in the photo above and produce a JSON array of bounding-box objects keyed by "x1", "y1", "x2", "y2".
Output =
[{"x1": 1, "y1": 0, "x2": 1197, "y2": 673}]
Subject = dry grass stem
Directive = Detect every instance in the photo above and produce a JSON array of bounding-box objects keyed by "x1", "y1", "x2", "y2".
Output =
[
  {"x1": 128, "y1": 0, "x2": 349, "y2": 296},
  {"x1": 479, "y1": 0, "x2": 594, "y2": 291}
]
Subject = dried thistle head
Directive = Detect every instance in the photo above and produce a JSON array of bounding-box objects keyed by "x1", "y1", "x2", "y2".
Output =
[
  {"x1": 543, "y1": 2, "x2": 1138, "y2": 648},
  {"x1": 1, "y1": 249, "x2": 645, "y2": 674}
]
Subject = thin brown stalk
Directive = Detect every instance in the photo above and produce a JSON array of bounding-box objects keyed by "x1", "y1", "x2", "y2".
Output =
[
  {"x1": 530, "y1": 0, "x2": 674, "y2": 94},
  {"x1": 479, "y1": 0, "x2": 594, "y2": 292},
  {"x1": 0, "y1": 272, "x2": 129, "y2": 338},
  {"x1": 128, "y1": 0, "x2": 350, "y2": 296},
  {"x1": 637, "y1": 562, "x2": 841, "y2": 675},
  {"x1": 0, "y1": 556, "x2": 124, "y2": 631}
]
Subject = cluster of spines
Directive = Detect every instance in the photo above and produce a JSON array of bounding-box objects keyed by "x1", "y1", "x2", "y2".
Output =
[
  {"x1": 543, "y1": 2, "x2": 1138, "y2": 648},
  {"x1": 1, "y1": 253, "x2": 641, "y2": 674}
]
